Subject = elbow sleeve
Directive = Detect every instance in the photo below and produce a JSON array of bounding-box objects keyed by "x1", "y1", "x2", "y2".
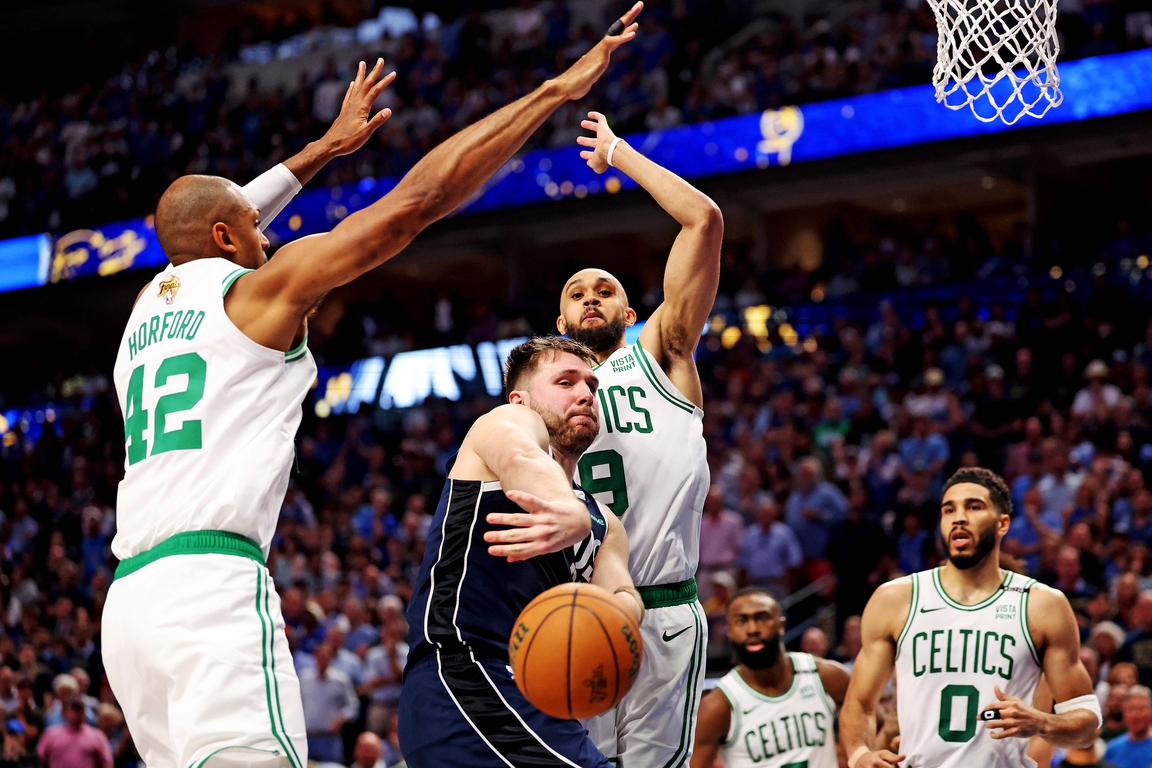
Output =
[{"x1": 243, "y1": 164, "x2": 302, "y2": 231}]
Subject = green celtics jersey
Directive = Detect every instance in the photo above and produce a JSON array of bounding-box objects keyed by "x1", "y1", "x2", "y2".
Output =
[
  {"x1": 575, "y1": 342, "x2": 708, "y2": 586},
  {"x1": 894, "y1": 568, "x2": 1042, "y2": 768},
  {"x1": 714, "y1": 653, "x2": 838, "y2": 768}
]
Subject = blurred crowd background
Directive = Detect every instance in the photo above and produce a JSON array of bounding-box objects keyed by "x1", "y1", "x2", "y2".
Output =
[
  {"x1": 1, "y1": 0, "x2": 1151, "y2": 238},
  {"x1": 3, "y1": 1, "x2": 1152, "y2": 768}
]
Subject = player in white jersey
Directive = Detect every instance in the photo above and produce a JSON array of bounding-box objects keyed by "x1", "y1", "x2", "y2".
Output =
[
  {"x1": 103, "y1": 17, "x2": 645, "y2": 768},
  {"x1": 841, "y1": 468, "x2": 1102, "y2": 768},
  {"x1": 692, "y1": 588, "x2": 849, "y2": 768},
  {"x1": 560, "y1": 111, "x2": 722, "y2": 765}
]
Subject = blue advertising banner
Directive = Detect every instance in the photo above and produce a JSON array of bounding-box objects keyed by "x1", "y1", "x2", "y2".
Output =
[{"x1": 7, "y1": 48, "x2": 1152, "y2": 294}]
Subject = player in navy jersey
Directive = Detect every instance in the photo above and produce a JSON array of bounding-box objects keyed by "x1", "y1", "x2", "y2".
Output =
[{"x1": 399, "y1": 336, "x2": 644, "y2": 768}]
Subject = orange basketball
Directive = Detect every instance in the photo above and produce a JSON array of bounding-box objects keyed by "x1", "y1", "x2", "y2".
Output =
[{"x1": 508, "y1": 582, "x2": 643, "y2": 720}]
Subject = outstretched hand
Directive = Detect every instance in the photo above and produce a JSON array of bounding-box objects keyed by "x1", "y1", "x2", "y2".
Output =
[
  {"x1": 555, "y1": 2, "x2": 643, "y2": 101},
  {"x1": 982, "y1": 685, "x2": 1049, "y2": 740},
  {"x1": 577, "y1": 111, "x2": 619, "y2": 173},
  {"x1": 483, "y1": 489, "x2": 592, "y2": 563},
  {"x1": 323, "y1": 58, "x2": 397, "y2": 157}
]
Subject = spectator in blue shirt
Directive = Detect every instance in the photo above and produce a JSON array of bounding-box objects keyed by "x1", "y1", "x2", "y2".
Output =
[
  {"x1": 897, "y1": 511, "x2": 931, "y2": 575},
  {"x1": 785, "y1": 456, "x2": 850, "y2": 562},
  {"x1": 1012, "y1": 448, "x2": 1046, "y2": 514},
  {"x1": 739, "y1": 496, "x2": 802, "y2": 600},
  {"x1": 899, "y1": 414, "x2": 950, "y2": 493},
  {"x1": 1105, "y1": 685, "x2": 1152, "y2": 768}
]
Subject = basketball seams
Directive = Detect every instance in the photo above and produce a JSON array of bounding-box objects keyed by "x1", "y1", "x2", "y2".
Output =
[
  {"x1": 566, "y1": 589, "x2": 577, "y2": 719},
  {"x1": 517, "y1": 603, "x2": 577, "y2": 706},
  {"x1": 574, "y1": 605, "x2": 622, "y2": 708},
  {"x1": 565, "y1": 591, "x2": 641, "y2": 634}
]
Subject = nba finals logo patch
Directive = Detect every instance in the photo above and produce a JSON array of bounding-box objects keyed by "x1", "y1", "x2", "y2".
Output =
[
  {"x1": 995, "y1": 604, "x2": 1017, "y2": 621},
  {"x1": 158, "y1": 275, "x2": 180, "y2": 305}
]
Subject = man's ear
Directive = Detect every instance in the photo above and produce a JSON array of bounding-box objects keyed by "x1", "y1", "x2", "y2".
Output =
[
  {"x1": 211, "y1": 222, "x2": 236, "y2": 252},
  {"x1": 509, "y1": 390, "x2": 527, "y2": 406},
  {"x1": 556, "y1": 315, "x2": 567, "y2": 334},
  {"x1": 624, "y1": 306, "x2": 637, "y2": 327}
]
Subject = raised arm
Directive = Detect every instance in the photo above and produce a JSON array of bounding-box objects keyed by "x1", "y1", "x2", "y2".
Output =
[
  {"x1": 244, "y1": 63, "x2": 397, "y2": 229},
  {"x1": 980, "y1": 586, "x2": 1098, "y2": 749},
  {"x1": 454, "y1": 404, "x2": 592, "y2": 562},
  {"x1": 230, "y1": 5, "x2": 643, "y2": 352},
  {"x1": 591, "y1": 511, "x2": 643, "y2": 622},
  {"x1": 840, "y1": 580, "x2": 910, "y2": 768},
  {"x1": 577, "y1": 110, "x2": 722, "y2": 408}
]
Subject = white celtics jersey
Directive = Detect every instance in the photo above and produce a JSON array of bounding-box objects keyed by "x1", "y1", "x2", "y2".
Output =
[
  {"x1": 895, "y1": 568, "x2": 1042, "y2": 768},
  {"x1": 714, "y1": 653, "x2": 838, "y2": 768},
  {"x1": 577, "y1": 342, "x2": 708, "y2": 586},
  {"x1": 112, "y1": 257, "x2": 315, "y2": 559}
]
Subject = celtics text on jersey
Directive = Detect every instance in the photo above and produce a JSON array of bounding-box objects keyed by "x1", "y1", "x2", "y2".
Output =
[
  {"x1": 714, "y1": 653, "x2": 838, "y2": 768},
  {"x1": 894, "y1": 568, "x2": 1042, "y2": 768},
  {"x1": 575, "y1": 342, "x2": 708, "y2": 587},
  {"x1": 112, "y1": 258, "x2": 316, "y2": 560}
]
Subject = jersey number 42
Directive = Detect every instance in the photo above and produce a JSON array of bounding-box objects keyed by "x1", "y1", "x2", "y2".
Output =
[{"x1": 124, "y1": 353, "x2": 206, "y2": 465}]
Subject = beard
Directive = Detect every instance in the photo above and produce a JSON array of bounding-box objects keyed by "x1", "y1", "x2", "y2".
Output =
[
  {"x1": 535, "y1": 405, "x2": 598, "y2": 457},
  {"x1": 569, "y1": 314, "x2": 627, "y2": 354},
  {"x1": 733, "y1": 634, "x2": 783, "y2": 670},
  {"x1": 944, "y1": 525, "x2": 997, "y2": 570}
]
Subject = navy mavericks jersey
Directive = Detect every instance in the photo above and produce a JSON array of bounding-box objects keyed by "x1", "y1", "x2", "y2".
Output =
[{"x1": 406, "y1": 477, "x2": 608, "y2": 664}]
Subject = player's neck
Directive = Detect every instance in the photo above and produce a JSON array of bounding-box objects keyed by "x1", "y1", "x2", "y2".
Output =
[
  {"x1": 593, "y1": 338, "x2": 627, "y2": 364},
  {"x1": 549, "y1": 446, "x2": 580, "y2": 479},
  {"x1": 939, "y1": 553, "x2": 1005, "y2": 604},
  {"x1": 739, "y1": 647, "x2": 792, "y2": 694}
]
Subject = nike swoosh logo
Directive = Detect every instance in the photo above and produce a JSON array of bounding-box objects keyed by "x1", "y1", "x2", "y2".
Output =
[
  {"x1": 920, "y1": 606, "x2": 945, "y2": 613},
  {"x1": 663, "y1": 627, "x2": 692, "y2": 642},
  {"x1": 743, "y1": 707, "x2": 757, "y2": 715}
]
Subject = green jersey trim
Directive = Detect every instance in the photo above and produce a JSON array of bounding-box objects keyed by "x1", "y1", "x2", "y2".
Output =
[
  {"x1": 115, "y1": 530, "x2": 264, "y2": 580},
  {"x1": 637, "y1": 578, "x2": 698, "y2": 608},
  {"x1": 931, "y1": 567, "x2": 1009, "y2": 611},
  {"x1": 221, "y1": 267, "x2": 255, "y2": 296},
  {"x1": 731, "y1": 654, "x2": 803, "y2": 704},
  {"x1": 634, "y1": 340, "x2": 696, "y2": 413},
  {"x1": 285, "y1": 334, "x2": 309, "y2": 363},
  {"x1": 1019, "y1": 575, "x2": 1041, "y2": 666},
  {"x1": 660, "y1": 601, "x2": 705, "y2": 768},
  {"x1": 895, "y1": 573, "x2": 920, "y2": 660},
  {"x1": 715, "y1": 680, "x2": 742, "y2": 749}
]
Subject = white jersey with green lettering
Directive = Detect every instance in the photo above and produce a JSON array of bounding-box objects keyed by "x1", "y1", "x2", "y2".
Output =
[
  {"x1": 714, "y1": 653, "x2": 838, "y2": 768},
  {"x1": 112, "y1": 257, "x2": 315, "y2": 559},
  {"x1": 577, "y1": 341, "x2": 708, "y2": 586},
  {"x1": 894, "y1": 568, "x2": 1042, "y2": 768}
]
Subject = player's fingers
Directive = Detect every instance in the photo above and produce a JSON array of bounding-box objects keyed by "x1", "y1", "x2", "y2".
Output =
[
  {"x1": 483, "y1": 527, "x2": 536, "y2": 544},
  {"x1": 994, "y1": 685, "x2": 1009, "y2": 700},
  {"x1": 620, "y1": 1, "x2": 643, "y2": 27},
  {"x1": 485, "y1": 512, "x2": 533, "y2": 527},
  {"x1": 587, "y1": 110, "x2": 606, "y2": 122},
  {"x1": 580, "y1": 150, "x2": 593, "y2": 160},
  {"x1": 580, "y1": 120, "x2": 598, "y2": 131},
  {"x1": 354, "y1": 60, "x2": 367, "y2": 87},
  {"x1": 366, "y1": 57, "x2": 385, "y2": 84},
  {"x1": 877, "y1": 752, "x2": 905, "y2": 765},
  {"x1": 367, "y1": 108, "x2": 392, "y2": 130},
  {"x1": 367, "y1": 71, "x2": 398, "y2": 102},
  {"x1": 576, "y1": 136, "x2": 596, "y2": 147},
  {"x1": 504, "y1": 489, "x2": 545, "y2": 511},
  {"x1": 342, "y1": 81, "x2": 354, "y2": 109},
  {"x1": 989, "y1": 726, "x2": 1021, "y2": 740}
]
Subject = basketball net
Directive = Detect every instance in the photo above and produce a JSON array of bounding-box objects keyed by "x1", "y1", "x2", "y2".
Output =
[{"x1": 927, "y1": 0, "x2": 1062, "y2": 124}]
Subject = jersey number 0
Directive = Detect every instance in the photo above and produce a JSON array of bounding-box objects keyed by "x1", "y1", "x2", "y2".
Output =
[{"x1": 124, "y1": 352, "x2": 207, "y2": 465}]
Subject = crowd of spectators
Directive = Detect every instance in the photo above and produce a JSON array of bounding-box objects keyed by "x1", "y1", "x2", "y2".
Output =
[
  {"x1": 1, "y1": 0, "x2": 1151, "y2": 240},
  {"x1": 2, "y1": 206, "x2": 1152, "y2": 765}
]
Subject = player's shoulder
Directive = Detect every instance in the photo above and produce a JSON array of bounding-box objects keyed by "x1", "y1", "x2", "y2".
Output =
[
  {"x1": 474, "y1": 403, "x2": 547, "y2": 434},
  {"x1": 870, "y1": 574, "x2": 915, "y2": 606},
  {"x1": 1022, "y1": 580, "x2": 1073, "y2": 612},
  {"x1": 863, "y1": 575, "x2": 915, "y2": 634}
]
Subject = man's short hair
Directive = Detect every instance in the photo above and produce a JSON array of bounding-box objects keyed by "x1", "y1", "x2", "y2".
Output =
[
  {"x1": 1126, "y1": 685, "x2": 1152, "y2": 703},
  {"x1": 943, "y1": 467, "x2": 1013, "y2": 518},
  {"x1": 503, "y1": 336, "x2": 597, "y2": 397}
]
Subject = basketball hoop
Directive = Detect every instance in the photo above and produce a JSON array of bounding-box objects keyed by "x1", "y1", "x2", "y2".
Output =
[{"x1": 927, "y1": 0, "x2": 1062, "y2": 124}]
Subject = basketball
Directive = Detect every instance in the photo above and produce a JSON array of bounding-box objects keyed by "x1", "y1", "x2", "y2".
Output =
[{"x1": 508, "y1": 582, "x2": 643, "y2": 720}]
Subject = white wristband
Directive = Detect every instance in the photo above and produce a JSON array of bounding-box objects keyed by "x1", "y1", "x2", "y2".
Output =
[
  {"x1": 848, "y1": 746, "x2": 869, "y2": 768},
  {"x1": 606, "y1": 137, "x2": 624, "y2": 167},
  {"x1": 1054, "y1": 693, "x2": 1103, "y2": 729}
]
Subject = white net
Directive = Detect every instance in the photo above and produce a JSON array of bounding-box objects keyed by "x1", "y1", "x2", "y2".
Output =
[{"x1": 927, "y1": 0, "x2": 1062, "y2": 124}]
